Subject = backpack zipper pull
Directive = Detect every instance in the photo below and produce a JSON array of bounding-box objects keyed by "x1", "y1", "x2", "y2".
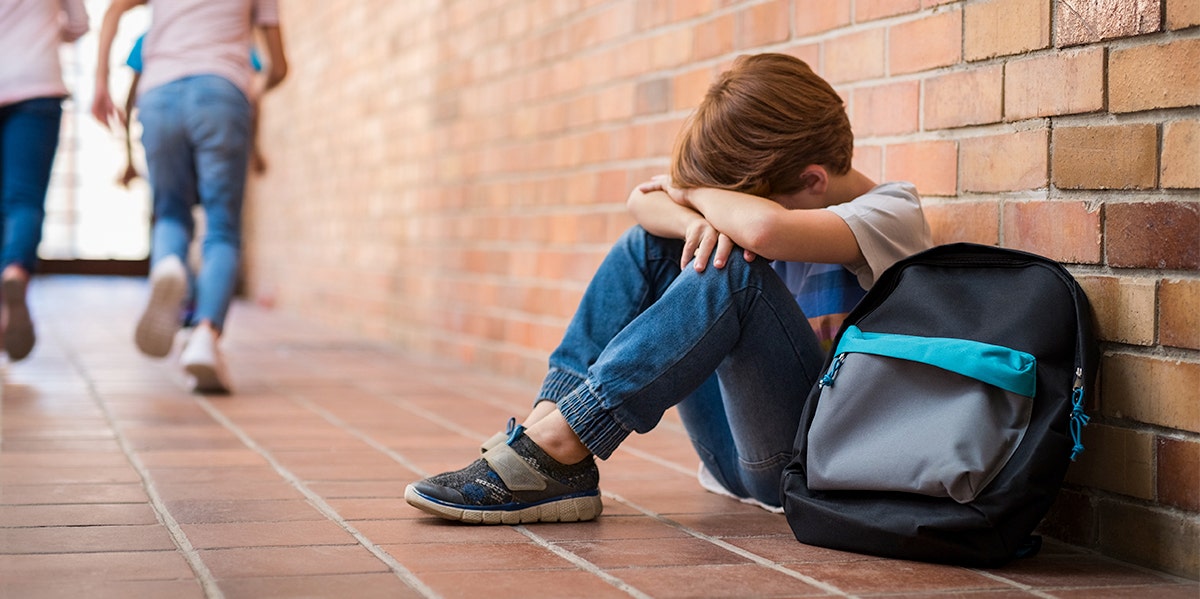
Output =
[
  {"x1": 819, "y1": 353, "x2": 846, "y2": 388},
  {"x1": 1069, "y1": 367, "x2": 1090, "y2": 461}
]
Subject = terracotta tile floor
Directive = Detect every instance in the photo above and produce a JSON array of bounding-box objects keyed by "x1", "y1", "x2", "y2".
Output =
[{"x1": 2, "y1": 275, "x2": 1196, "y2": 599}]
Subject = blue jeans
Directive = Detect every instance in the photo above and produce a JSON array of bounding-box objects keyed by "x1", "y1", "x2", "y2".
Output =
[
  {"x1": 0, "y1": 97, "x2": 63, "y2": 273},
  {"x1": 539, "y1": 226, "x2": 825, "y2": 506},
  {"x1": 138, "y1": 75, "x2": 251, "y2": 331}
]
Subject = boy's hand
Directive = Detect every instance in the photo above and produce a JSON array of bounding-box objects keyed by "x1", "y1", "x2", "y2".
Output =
[
  {"x1": 637, "y1": 175, "x2": 692, "y2": 209},
  {"x1": 681, "y1": 219, "x2": 757, "y2": 271}
]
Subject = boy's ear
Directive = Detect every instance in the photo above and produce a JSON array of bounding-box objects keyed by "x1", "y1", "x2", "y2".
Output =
[{"x1": 801, "y1": 164, "x2": 829, "y2": 194}]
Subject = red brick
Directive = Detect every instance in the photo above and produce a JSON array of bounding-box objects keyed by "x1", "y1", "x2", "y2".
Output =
[
  {"x1": 779, "y1": 42, "x2": 821, "y2": 71},
  {"x1": 923, "y1": 65, "x2": 1003, "y2": 129},
  {"x1": 672, "y1": 67, "x2": 715, "y2": 111},
  {"x1": 889, "y1": 8, "x2": 962, "y2": 75},
  {"x1": 1102, "y1": 353, "x2": 1200, "y2": 433},
  {"x1": 856, "y1": 0, "x2": 921, "y2": 21},
  {"x1": 964, "y1": 0, "x2": 1051, "y2": 61},
  {"x1": 1160, "y1": 278, "x2": 1200, "y2": 350},
  {"x1": 1096, "y1": 498, "x2": 1200, "y2": 578},
  {"x1": 673, "y1": 0, "x2": 717, "y2": 21},
  {"x1": 1004, "y1": 48, "x2": 1105, "y2": 120},
  {"x1": 884, "y1": 140, "x2": 958, "y2": 197},
  {"x1": 960, "y1": 128, "x2": 1048, "y2": 192},
  {"x1": 825, "y1": 28, "x2": 886, "y2": 83},
  {"x1": 1052, "y1": 124, "x2": 1158, "y2": 190},
  {"x1": 1162, "y1": 119, "x2": 1200, "y2": 189},
  {"x1": 1065, "y1": 423, "x2": 1155, "y2": 500},
  {"x1": 1105, "y1": 201, "x2": 1200, "y2": 270},
  {"x1": 923, "y1": 201, "x2": 1000, "y2": 246},
  {"x1": 1168, "y1": 0, "x2": 1200, "y2": 28},
  {"x1": 1002, "y1": 200, "x2": 1103, "y2": 264},
  {"x1": 1056, "y1": 0, "x2": 1162, "y2": 46},
  {"x1": 1110, "y1": 38, "x2": 1200, "y2": 113},
  {"x1": 1075, "y1": 275, "x2": 1157, "y2": 345},
  {"x1": 635, "y1": 2, "x2": 673, "y2": 31},
  {"x1": 1158, "y1": 436, "x2": 1200, "y2": 512},
  {"x1": 737, "y1": 0, "x2": 791, "y2": 48},
  {"x1": 651, "y1": 27, "x2": 694, "y2": 69},
  {"x1": 795, "y1": 0, "x2": 851, "y2": 36},
  {"x1": 852, "y1": 144, "x2": 883, "y2": 182},
  {"x1": 852, "y1": 81, "x2": 920, "y2": 136},
  {"x1": 693, "y1": 13, "x2": 736, "y2": 60},
  {"x1": 635, "y1": 78, "x2": 672, "y2": 116}
]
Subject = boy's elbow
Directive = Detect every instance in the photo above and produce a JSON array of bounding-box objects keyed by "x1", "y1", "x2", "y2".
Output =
[{"x1": 738, "y1": 213, "x2": 786, "y2": 254}]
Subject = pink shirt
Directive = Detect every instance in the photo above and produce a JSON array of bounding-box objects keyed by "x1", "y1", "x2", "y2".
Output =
[
  {"x1": 0, "y1": 0, "x2": 89, "y2": 107},
  {"x1": 139, "y1": 0, "x2": 278, "y2": 98}
]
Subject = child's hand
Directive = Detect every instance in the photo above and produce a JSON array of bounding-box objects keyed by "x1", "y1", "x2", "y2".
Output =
[
  {"x1": 637, "y1": 175, "x2": 691, "y2": 208},
  {"x1": 682, "y1": 219, "x2": 753, "y2": 272}
]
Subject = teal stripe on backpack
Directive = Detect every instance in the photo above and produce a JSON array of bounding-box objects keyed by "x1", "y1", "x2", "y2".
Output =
[{"x1": 832, "y1": 326, "x2": 1037, "y2": 397}]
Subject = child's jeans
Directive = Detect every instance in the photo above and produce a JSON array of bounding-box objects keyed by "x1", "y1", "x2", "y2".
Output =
[{"x1": 537, "y1": 225, "x2": 825, "y2": 506}]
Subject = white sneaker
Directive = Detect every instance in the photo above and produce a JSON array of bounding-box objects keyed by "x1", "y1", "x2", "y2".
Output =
[
  {"x1": 179, "y1": 325, "x2": 231, "y2": 394},
  {"x1": 697, "y1": 463, "x2": 784, "y2": 514},
  {"x1": 135, "y1": 256, "x2": 187, "y2": 358}
]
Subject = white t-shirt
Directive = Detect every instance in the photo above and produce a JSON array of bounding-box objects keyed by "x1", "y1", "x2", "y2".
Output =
[
  {"x1": 772, "y1": 181, "x2": 933, "y2": 348},
  {"x1": 139, "y1": 0, "x2": 278, "y2": 98},
  {"x1": 826, "y1": 181, "x2": 934, "y2": 290},
  {"x1": 0, "y1": 0, "x2": 89, "y2": 107}
]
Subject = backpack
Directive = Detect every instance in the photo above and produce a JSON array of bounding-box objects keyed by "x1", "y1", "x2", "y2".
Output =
[{"x1": 780, "y1": 243, "x2": 1098, "y2": 567}]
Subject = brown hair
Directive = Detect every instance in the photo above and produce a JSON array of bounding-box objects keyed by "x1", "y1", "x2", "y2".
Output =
[{"x1": 670, "y1": 53, "x2": 853, "y2": 197}]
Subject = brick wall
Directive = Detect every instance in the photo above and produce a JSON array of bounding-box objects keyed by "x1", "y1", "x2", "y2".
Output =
[{"x1": 246, "y1": 0, "x2": 1199, "y2": 577}]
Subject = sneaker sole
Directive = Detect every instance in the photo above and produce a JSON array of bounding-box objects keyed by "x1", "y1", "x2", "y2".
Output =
[
  {"x1": 184, "y1": 361, "x2": 231, "y2": 394},
  {"x1": 135, "y1": 269, "x2": 186, "y2": 357},
  {"x1": 2, "y1": 278, "x2": 35, "y2": 361},
  {"x1": 404, "y1": 484, "x2": 602, "y2": 524}
]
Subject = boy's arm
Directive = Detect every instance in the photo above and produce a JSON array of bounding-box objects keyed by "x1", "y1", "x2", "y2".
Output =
[
  {"x1": 627, "y1": 186, "x2": 747, "y2": 271},
  {"x1": 685, "y1": 188, "x2": 864, "y2": 265}
]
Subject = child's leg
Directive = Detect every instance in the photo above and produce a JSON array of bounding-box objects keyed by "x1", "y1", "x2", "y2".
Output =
[
  {"x1": 533, "y1": 225, "x2": 687, "y2": 408},
  {"x1": 555, "y1": 249, "x2": 818, "y2": 465}
]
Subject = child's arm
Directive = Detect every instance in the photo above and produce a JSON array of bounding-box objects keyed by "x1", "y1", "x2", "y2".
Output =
[
  {"x1": 627, "y1": 186, "x2": 746, "y2": 272},
  {"x1": 685, "y1": 188, "x2": 863, "y2": 265},
  {"x1": 60, "y1": 0, "x2": 89, "y2": 42},
  {"x1": 118, "y1": 71, "x2": 140, "y2": 187},
  {"x1": 92, "y1": 0, "x2": 146, "y2": 129}
]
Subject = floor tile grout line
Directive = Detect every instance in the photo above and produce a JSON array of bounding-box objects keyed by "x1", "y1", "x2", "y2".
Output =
[
  {"x1": 969, "y1": 568, "x2": 1058, "y2": 599},
  {"x1": 514, "y1": 525, "x2": 656, "y2": 599},
  {"x1": 193, "y1": 397, "x2": 442, "y2": 599},
  {"x1": 355, "y1": 386, "x2": 854, "y2": 597},
  {"x1": 618, "y1": 446, "x2": 695, "y2": 477},
  {"x1": 602, "y1": 490, "x2": 857, "y2": 598},
  {"x1": 291, "y1": 393, "x2": 669, "y2": 598},
  {"x1": 56, "y1": 341, "x2": 225, "y2": 599}
]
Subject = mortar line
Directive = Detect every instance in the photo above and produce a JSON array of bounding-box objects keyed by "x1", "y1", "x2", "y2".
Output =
[
  {"x1": 57, "y1": 341, "x2": 224, "y2": 599},
  {"x1": 194, "y1": 398, "x2": 441, "y2": 599}
]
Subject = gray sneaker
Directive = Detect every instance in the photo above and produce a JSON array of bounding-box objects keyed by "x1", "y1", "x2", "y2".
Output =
[{"x1": 405, "y1": 426, "x2": 602, "y2": 524}]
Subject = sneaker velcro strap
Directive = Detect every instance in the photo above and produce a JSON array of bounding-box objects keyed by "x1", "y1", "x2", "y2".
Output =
[{"x1": 483, "y1": 444, "x2": 550, "y2": 492}]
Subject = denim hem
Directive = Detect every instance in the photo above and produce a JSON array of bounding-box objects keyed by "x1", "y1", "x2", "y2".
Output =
[
  {"x1": 537, "y1": 369, "x2": 586, "y2": 403},
  {"x1": 557, "y1": 384, "x2": 628, "y2": 460}
]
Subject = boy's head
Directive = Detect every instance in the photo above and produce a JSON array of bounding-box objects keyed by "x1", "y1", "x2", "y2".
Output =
[{"x1": 671, "y1": 53, "x2": 853, "y2": 198}]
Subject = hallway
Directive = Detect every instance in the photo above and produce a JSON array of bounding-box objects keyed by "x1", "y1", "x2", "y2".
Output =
[{"x1": 1, "y1": 275, "x2": 1194, "y2": 598}]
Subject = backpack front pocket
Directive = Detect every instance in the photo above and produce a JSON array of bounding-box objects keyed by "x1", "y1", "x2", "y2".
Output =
[{"x1": 806, "y1": 326, "x2": 1037, "y2": 504}]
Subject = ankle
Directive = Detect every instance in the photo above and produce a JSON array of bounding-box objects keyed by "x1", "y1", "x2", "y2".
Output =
[
  {"x1": 2, "y1": 264, "x2": 28, "y2": 283},
  {"x1": 525, "y1": 412, "x2": 591, "y2": 465}
]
